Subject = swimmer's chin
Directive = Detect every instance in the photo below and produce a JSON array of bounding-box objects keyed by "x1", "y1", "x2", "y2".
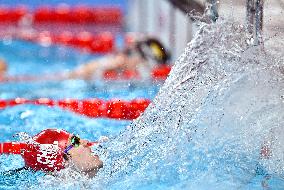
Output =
[
  {"x1": 75, "y1": 164, "x2": 103, "y2": 178},
  {"x1": 82, "y1": 168, "x2": 102, "y2": 178}
]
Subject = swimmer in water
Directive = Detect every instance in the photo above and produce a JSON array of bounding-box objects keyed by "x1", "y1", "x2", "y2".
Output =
[
  {"x1": 68, "y1": 36, "x2": 171, "y2": 80},
  {"x1": 0, "y1": 37, "x2": 171, "y2": 82},
  {"x1": 1, "y1": 129, "x2": 106, "y2": 177},
  {"x1": 0, "y1": 59, "x2": 7, "y2": 80}
]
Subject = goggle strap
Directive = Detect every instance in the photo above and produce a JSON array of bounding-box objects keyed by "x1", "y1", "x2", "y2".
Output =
[{"x1": 63, "y1": 144, "x2": 73, "y2": 154}]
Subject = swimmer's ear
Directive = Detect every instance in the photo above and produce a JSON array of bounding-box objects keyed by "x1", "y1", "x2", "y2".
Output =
[
  {"x1": 63, "y1": 153, "x2": 69, "y2": 161},
  {"x1": 63, "y1": 153, "x2": 72, "y2": 167}
]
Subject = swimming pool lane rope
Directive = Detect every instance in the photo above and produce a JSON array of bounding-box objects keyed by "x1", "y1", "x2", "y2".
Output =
[{"x1": 0, "y1": 98, "x2": 151, "y2": 120}]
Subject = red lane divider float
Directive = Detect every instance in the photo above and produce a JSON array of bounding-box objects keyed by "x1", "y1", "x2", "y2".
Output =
[
  {"x1": 34, "y1": 5, "x2": 122, "y2": 24},
  {"x1": 103, "y1": 65, "x2": 172, "y2": 80},
  {"x1": 0, "y1": 5, "x2": 27, "y2": 23},
  {"x1": 0, "y1": 5, "x2": 121, "y2": 53},
  {"x1": 0, "y1": 5, "x2": 122, "y2": 25},
  {"x1": 19, "y1": 31, "x2": 114, "y2": 53},
  {"x1": 0, "y1": 98, "x2": 151, "y2": 120}
]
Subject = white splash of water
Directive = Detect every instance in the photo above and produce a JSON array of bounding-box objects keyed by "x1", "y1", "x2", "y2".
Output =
[{"x1": 94, "y1": 19, "x2": 284, "y2": 189}]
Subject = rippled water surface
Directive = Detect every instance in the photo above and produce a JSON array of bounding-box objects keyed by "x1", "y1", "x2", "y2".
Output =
[{"x1": 1, "y1": 19, "x2": 284, "y2": 189}]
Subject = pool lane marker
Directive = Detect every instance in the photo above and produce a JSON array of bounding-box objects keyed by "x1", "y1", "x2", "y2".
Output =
[{"x1": 0, "y1": 98, "x2": 151, "y2": 120}]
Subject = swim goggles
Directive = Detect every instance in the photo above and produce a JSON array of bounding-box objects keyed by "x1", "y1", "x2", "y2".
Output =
[{"x1": 63, "y1": 135, "x2": 80, "y2": 154}]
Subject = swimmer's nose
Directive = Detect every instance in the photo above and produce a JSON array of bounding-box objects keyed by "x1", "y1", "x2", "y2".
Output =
[{"x1": 87, "y1": 142, "x2": 98, "y2": 147}]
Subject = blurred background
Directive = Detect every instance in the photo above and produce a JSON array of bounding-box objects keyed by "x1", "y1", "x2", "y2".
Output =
[{"x1": 0, "y1": 0, "x2": 282, "y2": 66}]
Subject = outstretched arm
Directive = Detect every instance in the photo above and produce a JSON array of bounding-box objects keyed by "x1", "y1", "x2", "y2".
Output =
[
  {"x1": 68, "y1": 54, "x2": 128, "y2": 80},
  {"x1": 68, "y1": 60, "x2": 100, "y2": 80}
]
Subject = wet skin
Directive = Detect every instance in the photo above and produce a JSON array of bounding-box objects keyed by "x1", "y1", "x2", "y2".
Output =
[{"x1": 65, "y1": 136, "x2": 103, "y2": 175}]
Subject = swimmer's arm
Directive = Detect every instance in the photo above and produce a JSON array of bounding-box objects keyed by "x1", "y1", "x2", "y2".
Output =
[
  {"x1": 68, "y1": 60, "x2": 99, "y2": 80},
  {"x1": 68, "y1": 56, "x2": 123, "y2": 80}
]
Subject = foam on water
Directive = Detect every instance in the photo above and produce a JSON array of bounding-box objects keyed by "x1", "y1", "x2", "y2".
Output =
[
  {"x1": 95, "y1": 19, "x2": 284, "y2": 189},
  {"x1": 28, "y1": 19, "x2": 284, "y2": 189}
]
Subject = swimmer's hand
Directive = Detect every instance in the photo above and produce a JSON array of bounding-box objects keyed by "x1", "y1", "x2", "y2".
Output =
[
  {"x1": 260, "y1": 145, "x2": 271, "y2": 159},
  {"x1": 90, "y1": 136, "x2": 109, "y2": 146},
  {"x1": 98, "y1": 136, "x2": 109, "y2": 143}
]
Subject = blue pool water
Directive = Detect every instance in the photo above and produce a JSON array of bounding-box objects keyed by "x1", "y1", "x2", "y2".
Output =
[
  {"x1": 1, "y1": 19, "x2": 284, "y2": 190},
  {"x1": 0, "y1": 38, "x2": 161, "y2": 189}
]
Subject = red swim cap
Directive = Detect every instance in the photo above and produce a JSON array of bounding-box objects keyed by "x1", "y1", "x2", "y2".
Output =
[{"x1": 21, "y1": 129, "x2": 70, "y2": 172}]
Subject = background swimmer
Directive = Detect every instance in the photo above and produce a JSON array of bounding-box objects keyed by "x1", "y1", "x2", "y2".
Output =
[
  {"x1": 0, "y1": 58, "x2": 7, "y2": 79},
  {"x1": 68, "y1": 36, "x2": 171, "y2": 80},
  {"x1": 0, "y1": 37, "x2": 171, "y2": 82}
]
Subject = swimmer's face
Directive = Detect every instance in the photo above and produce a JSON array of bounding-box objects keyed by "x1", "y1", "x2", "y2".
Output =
[{"x1": 66, "y1": 135, "x2": 103, "y2": 173}]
